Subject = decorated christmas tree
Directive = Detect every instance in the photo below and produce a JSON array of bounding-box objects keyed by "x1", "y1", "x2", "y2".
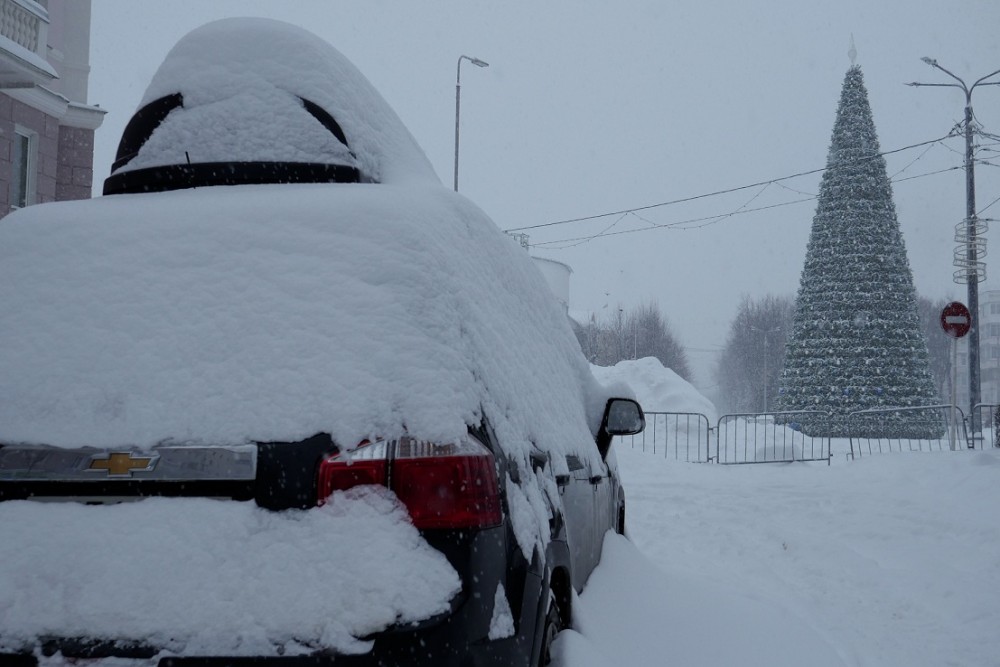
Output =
[{"x1": 776, "y1": 65, "x2": 942, "y2": 438}]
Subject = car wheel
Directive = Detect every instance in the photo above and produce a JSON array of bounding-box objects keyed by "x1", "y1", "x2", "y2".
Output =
[
  {"x1": 616, "y1": 502, "x2": 626, "y2": 536},
  {"x1": 537, "y1": 589, "x2": 563, "y2": 666}
]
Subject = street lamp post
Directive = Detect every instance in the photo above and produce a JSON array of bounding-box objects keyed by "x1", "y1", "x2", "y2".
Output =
[
  {"x1": 751, "y1": 325, "x2": 781, "y2": 413},
  {"x1": 909, "y1": 59, "x2": 1000, "y2": 423},
  {"x1": 454, "y1": 55, "x2": 489, "y2": 192}
]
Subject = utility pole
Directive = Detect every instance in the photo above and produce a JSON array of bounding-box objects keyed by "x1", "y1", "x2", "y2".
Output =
[{"x1": 909, "y1": 58, "x2": 1000, "y2": 426}]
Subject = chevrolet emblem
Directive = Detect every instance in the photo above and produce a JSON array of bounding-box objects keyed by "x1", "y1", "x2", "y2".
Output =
[{"x1": 87, "y1": 451, "x2": 159, "y2": 478}]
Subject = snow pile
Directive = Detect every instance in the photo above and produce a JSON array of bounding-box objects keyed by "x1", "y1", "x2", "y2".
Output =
[
  {"x1": 116, "y1": 18, "x2": 438, "y2": 185},
  {"x1": 590, "y1": 357, "x2": 717, "y2": 421},
  {"x1": 557, "y1": 533, "x2": 846, "y2": 667},
  {"x1": 0, "y1": 488, "x2": 460, "y2": 656}
]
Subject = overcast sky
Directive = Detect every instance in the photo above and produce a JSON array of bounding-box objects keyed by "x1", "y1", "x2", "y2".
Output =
[{"x1": 87, "y1": 1, "x2": 1000, "y2": 388}]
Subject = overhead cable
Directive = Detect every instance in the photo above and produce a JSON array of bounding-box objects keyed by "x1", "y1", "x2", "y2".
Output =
[
  {"x1": 533, "y1": 164, "x2": 965, "y2": 249},
  {"x1": 504, "y1": 134, "x2": 955, "y2": 234}
]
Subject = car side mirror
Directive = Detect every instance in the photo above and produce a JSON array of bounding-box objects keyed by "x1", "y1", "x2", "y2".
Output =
[{"x1": 596, "y1": 398, "x2": 645, "y2": 459}]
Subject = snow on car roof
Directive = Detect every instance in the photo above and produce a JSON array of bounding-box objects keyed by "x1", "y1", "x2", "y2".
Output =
[
  {"x1": 0, "y1": 182, "x2": 612, "y2": 469},
  {"x1": 114, "y1": 17, "x2": 438, "y2": 185}
]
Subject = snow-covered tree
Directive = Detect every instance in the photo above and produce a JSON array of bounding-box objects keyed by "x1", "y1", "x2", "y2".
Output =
[
  {"x1": 776, "y1": 66, "x2": 942, "y2": 438},
  {"x1": 715, "y1": 294, "x2": 794, "y2": 413}
]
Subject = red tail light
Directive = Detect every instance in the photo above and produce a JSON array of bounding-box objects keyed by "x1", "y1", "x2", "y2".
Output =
[{"x1": 317, "y1": 435, "x2": 502, "y2": 530}]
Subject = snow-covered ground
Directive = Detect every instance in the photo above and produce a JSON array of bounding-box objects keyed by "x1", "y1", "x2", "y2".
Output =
[{"x1": 558, "y1": 361, "x2": 1000, "y2": 667}]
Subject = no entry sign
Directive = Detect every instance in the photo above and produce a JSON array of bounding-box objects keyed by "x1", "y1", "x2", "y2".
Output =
[{"x1": 940, "y1": 301, "x2": 972, "y2": 338}]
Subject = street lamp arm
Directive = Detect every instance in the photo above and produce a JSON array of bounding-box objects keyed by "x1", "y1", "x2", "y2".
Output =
[
  {"x1": 457, "y1": 54, "x2": 489, "y2": 85},
  {"x1": 923, "y1": 58, "x2": 970, "y2": 94},
  {"x1": 907, "y1": 81, "x2": 964, "y2": 90},
  {"x1": 972, "y1": 68, "x2": 1000, "y2": 90}
]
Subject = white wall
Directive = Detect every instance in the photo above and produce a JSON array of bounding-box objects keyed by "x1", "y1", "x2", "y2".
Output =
[{"x1": 531, "y1": 256, "x2": 572, "y2": 313}]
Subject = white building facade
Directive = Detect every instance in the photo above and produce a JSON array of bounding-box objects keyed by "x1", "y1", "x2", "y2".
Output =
[{"x1": 947, "y1": 288, "x2": 1000, "y2": 419}]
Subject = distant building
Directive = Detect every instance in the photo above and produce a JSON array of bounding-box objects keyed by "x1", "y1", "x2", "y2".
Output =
[
  {"x1": 0, "y1": 0, "x2": 103, "y2": 217},
  {"x1": 506, "y1": 231, "x2": 575, "y2": 315},
  {"x1": 953, "y1": 288, "x2": 1000, "y2": 412},
  {"x1": 531, "y1": 256, "x2": 572, "y2": 314}
]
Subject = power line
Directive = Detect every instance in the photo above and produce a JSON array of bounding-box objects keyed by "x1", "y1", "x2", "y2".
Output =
[
  {"x1": 532, "y1": 164, "x2": 963, "y2": 248},
  {"x1": 889, "y1": 141, "x2": 940, "y2": 179},
  {"x1": 978, "y1": 193, "x2": 1000, "y2": 215},
  {"x1": 504, "y1": 134, "x2": 954, "y2": 234},
  {"x1": 532, "y1": 197, "x2": 815, "y2": 248},
  {"x1": 892, "y1": 164, "x2": 963, "y2": 183}
]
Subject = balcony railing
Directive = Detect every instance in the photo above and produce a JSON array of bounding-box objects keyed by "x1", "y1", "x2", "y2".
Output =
[{"x1": 1, "y1": 0, "x2": 47, "y2": 55}]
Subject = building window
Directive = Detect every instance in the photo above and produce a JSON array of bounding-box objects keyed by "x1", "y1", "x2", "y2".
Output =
[
  {"x1": 991, "y1": 303, "x2": 1000, "y2": 315},
  {"x1": 10, "y1": 127, "x2": 37, "y2": 211},
  {"x1": 990, "y1": 323, "x2": 1000, "y2": 338}
]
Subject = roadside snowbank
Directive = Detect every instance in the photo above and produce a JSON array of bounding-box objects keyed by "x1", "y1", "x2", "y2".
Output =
[{"x1": 590, "y1": 357, "x2": 717, "y2": 421}]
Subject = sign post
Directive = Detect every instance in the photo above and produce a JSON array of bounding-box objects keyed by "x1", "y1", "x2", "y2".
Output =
[{"x1": 940, "y1": 302, "x2": 972, "y2": 450}]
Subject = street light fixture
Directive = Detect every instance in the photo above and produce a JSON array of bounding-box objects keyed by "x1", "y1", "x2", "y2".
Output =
[
  {"x1": 750, "y1": 325, "x2": 781, "y2": 413},
  {"x1": 454, "y1": 54, "x2": 489, "y2": 192},
  {"x1": 909, "y1": 58, "x2": 1000, "y2": 422}
]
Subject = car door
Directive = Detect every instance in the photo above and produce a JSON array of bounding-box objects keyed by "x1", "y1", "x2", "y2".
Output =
[
  {"x1": 560, "y1": 453, "x2": 596, "y2": 585},
  {"x1": 587, "y1": 455, "x2": 615, "y2": 561}
]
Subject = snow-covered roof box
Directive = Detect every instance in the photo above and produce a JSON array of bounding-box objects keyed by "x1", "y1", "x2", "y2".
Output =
[{"x1": 103, "y1": 17, "x2": 438, "y2": 194}]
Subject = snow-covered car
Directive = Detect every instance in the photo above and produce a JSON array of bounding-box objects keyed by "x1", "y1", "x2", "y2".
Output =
[{"x1": 0, "y1": 18, "x2": 644, "y2": 667}]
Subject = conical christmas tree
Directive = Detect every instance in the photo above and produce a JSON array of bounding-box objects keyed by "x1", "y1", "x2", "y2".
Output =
[{"x1": 776, "y1": 66, "x2": 942, "y2": 438}]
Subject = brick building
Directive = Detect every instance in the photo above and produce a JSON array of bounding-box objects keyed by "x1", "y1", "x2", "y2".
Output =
[{"x1": 0, "y1": 0, "x2": 102, "y2": 217}]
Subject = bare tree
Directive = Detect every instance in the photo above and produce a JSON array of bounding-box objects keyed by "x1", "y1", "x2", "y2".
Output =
[
  {"x1": 625, "y1": 302, "x2": 691, "y2": 380},
  {"x1": 715, "y1": 294, "x2": 794, "y2": 413},
  {"x1": 576, "y1": 302, "x2": 691, "y2": 380}
]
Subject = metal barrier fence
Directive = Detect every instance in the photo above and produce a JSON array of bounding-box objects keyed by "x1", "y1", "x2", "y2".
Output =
[
  {"x1": 970, "y1": 403, "x2": 1000, "y2": 449},
  {"x1": 623, "y1": 406, "x2": 1000, "y2": 465},
  {"x1": 622, "y1": 412, "x2": 712, "y2": 462},
  {"x1": 715, "y1": 411, "x2": 832, "y2": 465},
  {"x1": 847, "y1": 405, "x2": 964, "y2": 459}
]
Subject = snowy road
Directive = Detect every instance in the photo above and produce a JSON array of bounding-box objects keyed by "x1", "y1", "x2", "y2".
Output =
[{"x1": 556, "y1": 444, "x2": 1000, "y2": 667}]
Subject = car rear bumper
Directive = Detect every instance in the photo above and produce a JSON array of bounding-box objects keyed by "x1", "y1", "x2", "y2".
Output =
[
  {"x1": 2, "y1": 632, "x2": 533, "y2": 667},
  {"x1": 1, "y1": 526, "x2": 545, "y2": 667}
]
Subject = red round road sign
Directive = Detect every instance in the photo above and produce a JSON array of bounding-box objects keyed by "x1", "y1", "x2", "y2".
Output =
[{"x1": 940, "y1": 301, "x2": 972, "y2": 338}]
